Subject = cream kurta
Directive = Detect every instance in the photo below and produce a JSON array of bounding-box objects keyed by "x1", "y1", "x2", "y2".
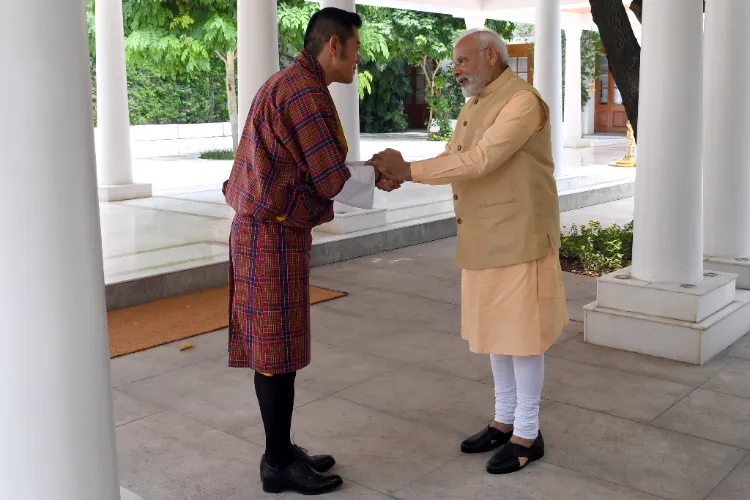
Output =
[{"x1": 410, "y1": 83, "x2": 567, "y2": 356}]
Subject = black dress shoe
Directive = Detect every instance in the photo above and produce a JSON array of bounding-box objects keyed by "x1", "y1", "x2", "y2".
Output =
[
  {"x1": 461, "y1": 425, "x2": 513, "y2": 453},
  {"x1": 261, "y1": 445, "x2": 336, "y2": 473},
  {"x1": 486, "y1": 431, "x2": 545, "y2": 475},
  {"x1": 261, "y1": 457, "x2": 343, "y2": 495},
  {"x1": 294, "y1": 444, "x2": 336, "y2": 472}
]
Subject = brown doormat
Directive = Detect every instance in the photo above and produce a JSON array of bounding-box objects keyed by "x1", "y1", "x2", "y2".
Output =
[{"x1": 107, "y1": 285, "x2": 346, "y2": 358}]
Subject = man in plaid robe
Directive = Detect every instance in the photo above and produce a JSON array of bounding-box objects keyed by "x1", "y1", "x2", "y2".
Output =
[{"x1": 222, "y1": 7, "x2": 398, "y2": 496}]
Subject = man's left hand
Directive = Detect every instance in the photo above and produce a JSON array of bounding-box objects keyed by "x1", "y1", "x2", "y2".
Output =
[{"x1": 367, "y1": 149, "x2": 412, "y2": 182}]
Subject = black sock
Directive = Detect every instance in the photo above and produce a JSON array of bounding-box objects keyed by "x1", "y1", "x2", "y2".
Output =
[{"x1": 255, "y1": 371, "x2": 297, "y2": 469}]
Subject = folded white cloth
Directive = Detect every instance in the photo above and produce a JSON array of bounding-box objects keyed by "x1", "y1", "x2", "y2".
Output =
[{"x1": 333, "y1": 161, "x2": 375, "y2": 209}]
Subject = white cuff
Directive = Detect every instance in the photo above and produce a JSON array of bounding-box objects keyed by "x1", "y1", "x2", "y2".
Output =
[{"x1": 333, "y1": 162, "x2": 375, "y2": 209}]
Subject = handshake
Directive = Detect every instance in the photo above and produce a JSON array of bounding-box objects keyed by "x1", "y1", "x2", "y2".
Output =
[{"x1": 368, "y1": 148, "x2": 412, "y2": 193}]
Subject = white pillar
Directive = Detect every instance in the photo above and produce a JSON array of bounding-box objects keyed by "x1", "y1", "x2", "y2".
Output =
[
  {"x1": 563, "y1": 26, "x2": 589, "y2": 148},
  {"x1": 95, "y1": 0, "x2": 151, "y2": 201},
  {"x1": 464, "y1": 15, "x2": 486, "y2": 30},
  {"x1": 1, "y1": 1, "x2": 120, "y2": 499},
  {"x1": 238, "y1": 0, "x2": 280, "y2": 132},
  {"x1": 320, "y1": 0, "x2": 361, "y2": 162},
  {"x1": 534, "y1": 0, "x2": 564, "y2": 177},
  {"x1": 631, "y1": 0, "x2": 704, "y2": 284},
  {"x1": 703, "y1": 0, "x2": 750, "y2": 260},
  {"x1": 626, "y1": 9, "x2": 642, "y2": 44}
]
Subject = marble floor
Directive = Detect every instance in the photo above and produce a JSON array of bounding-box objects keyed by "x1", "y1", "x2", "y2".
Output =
[
  {"x1": 113, "y1": 237, "x2": 750, "y2": 500},
  {"x1": 103, "y1": 134, "x2": 634, "y2": 284}
]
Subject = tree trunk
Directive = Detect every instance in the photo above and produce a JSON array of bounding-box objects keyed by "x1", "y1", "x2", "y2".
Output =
[
  {"x1": 589, "y1": 0, "x2": 641, "y2": 141},
  {"x1": 224, "y1": 50, "x2": 239, "y2": 153},
  {"x1": 630, "y1": 0, "x2": 643, "y2": 23},
  {"x1": 420, "y1": 56, "x2": 435, "y2": 134}
]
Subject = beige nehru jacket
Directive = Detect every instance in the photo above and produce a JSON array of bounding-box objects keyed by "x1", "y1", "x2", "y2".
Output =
[{"x1": 410, "y1": 68, "x2": 561, "y2": 270}]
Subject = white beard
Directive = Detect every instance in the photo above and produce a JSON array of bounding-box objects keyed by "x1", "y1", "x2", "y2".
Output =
[{"x1": 460, "y1": 71, "x2": 493, "y2": 97}]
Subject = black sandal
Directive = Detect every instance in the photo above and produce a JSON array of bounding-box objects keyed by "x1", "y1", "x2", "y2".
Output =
[
  {"x1": 486, "y1": 432, "x2": 545, "y2": 474},
  {"x1": 461, "y1": 425, "x2": 513, "y2": 454}
]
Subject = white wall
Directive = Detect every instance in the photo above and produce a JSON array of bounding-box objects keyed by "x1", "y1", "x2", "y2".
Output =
[{"x1": 99, "y1": 122, "x2": 234, "y2": 158}]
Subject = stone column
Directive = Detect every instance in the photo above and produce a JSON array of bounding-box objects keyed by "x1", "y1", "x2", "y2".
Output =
[
  {"x1": 534, "y1": 0, "x2": 564, "y2": 178},
  {"x1": 563, "y1": 25, "x2": 589, "y2": 148},
  {"x1": 238, "y1": 0, "x2": 280, "y2": 132},
  {"x1": 464, "y1": 15, "x2": 486, "y2": 30},
  {"x1": 631, "y1": 0, "x2": 704, "y2": 285},
  {"x1": 319, "y1": 0, "x2": 361, "y2": 162},
  {"x1": 703, "y1": 0, "x2": 750, "y2": 287},
  {"x1": 1, "y1": 1, "x2": 120, "y2": 499},
  {"x1": 95, "y1": 0, "x2": 151, "y2": 201}
]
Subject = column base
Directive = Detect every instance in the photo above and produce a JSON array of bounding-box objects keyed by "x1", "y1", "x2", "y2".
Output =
[
  {"x1": 563, "y1": 138, "x2": 591, "y2": 149},
  {"x1": 121, "y1": 486, "x2": 144, "y2": 500},
  {"x1": 584, "y1": 267, "x2": 750, "y2": 365},
  {"x1": 98, "y1": 183, "x2": 152, "y2": 202},
  {"x1": 706, "y1": 256, "x2": 750, "y2": 290}
]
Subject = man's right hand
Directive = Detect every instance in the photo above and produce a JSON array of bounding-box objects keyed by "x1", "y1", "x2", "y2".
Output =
[{"x1": 376, "y1": 178, "x2": 402, "y2": 192}]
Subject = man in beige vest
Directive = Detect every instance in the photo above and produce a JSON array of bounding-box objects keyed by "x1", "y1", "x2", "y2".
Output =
[{"x1": 367, "y1": 28, "x2": 567, "y2": 475}]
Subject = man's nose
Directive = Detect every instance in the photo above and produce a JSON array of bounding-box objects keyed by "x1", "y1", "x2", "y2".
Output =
[{"x1": 453, "y1": 67, "x2": 462, "y2": 78}]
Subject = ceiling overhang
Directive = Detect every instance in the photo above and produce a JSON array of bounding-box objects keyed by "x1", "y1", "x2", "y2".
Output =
[{"x1": 310, "y1": 0, "x2": 634, "y2": 30}]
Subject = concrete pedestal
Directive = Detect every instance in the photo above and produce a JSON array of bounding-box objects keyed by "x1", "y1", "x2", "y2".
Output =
[
  {"x1": 99, "y1": 183, "x2": 152, "y2": 202},
  {"x1": 583, "y1": 0, "x2": 750, "y2": 364},
  {"x1": 95, "y1": 0, "x2": 151, "y2": 201},
  {"x1": 584, "y1": 268, "x2": 750, "y2": 365}
]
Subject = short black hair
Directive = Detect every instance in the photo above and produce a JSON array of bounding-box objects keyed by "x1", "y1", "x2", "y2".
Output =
[{"x1": 304, "y1": 7, "x2": 362, "y2": 56}]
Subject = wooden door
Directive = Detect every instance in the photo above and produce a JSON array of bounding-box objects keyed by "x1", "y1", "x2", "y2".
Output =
[
  {"x1": 594, "y1": 53, "x2": 628, "y2": 133},
  {"x1": 404, "y1": 66, "x2": 430, "y2": 129},
  {"x1": 507, "y1": 43, "x2": 533, "y2": 84}
]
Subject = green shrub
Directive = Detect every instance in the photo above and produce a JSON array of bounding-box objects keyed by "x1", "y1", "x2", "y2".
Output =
[{"x1": 560, "y1": 220, "x2": 633, "y2": 276}]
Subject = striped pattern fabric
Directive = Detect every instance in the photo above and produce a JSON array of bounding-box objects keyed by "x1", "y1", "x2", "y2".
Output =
[{"x1": 223, "y1": 50, "x2": 351, "y2": 373}]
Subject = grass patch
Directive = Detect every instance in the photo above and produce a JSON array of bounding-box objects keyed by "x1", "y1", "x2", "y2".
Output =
[{"x1": 200, "y1": 149, "x2": 234, "y2": 160}]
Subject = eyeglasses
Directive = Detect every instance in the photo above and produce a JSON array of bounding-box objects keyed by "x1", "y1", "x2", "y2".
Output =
[{"x1": 452, "y1": 47, "x2": 489, "y2": 68}]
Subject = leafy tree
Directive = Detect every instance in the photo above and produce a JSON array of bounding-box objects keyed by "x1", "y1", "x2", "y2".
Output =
[
  {"x1": 276, "y1": 1, "x2": 391, "y2": 98},
  {"x1": 119, "y1": 0, "x2": 240, "y2": 149},
  {"x1": 385, "y1": 11, "x2": 463, "y2": 138}
]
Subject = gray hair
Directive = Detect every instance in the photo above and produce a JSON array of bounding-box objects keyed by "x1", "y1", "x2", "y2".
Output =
[{"x1": 455, "y1": 28, "x2": 510, "y2": 66}]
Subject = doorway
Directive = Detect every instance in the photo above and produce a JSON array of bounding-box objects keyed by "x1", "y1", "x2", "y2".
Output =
[{"x1": 594, "y1": 53, "x2": 628, "y2": 133}]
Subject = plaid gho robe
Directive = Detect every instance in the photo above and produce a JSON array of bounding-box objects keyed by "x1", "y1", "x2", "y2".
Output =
[{"x1": 223, "y1": 49, "x2": 351, "y2": 373}]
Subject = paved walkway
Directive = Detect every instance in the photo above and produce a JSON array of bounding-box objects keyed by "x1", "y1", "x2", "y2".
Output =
[{"x1": 113, "y1": 237, "x2": 750, "y2": 500}]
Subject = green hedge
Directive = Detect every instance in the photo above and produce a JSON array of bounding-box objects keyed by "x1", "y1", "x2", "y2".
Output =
[
  {"x1": 127, "y1": 63, "x2": 229, "y2": 125},
  {"x1": 93, "y1": 58, "x2": 450, "y2": 131},
  {"x1": 91, "y1": 61, "x2": 229, "y2": 126}
]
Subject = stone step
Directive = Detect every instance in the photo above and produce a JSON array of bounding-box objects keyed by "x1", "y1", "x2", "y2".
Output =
[{"x1": 105, "y1": 177, "x2": 635, "y2": 311}]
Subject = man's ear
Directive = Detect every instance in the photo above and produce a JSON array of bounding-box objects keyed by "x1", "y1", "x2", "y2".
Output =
[
  {"x1": 327, "y1": 35, "x2": 341, "y2": 58},
  {"x1": 486, "y1": 45, "x2": 500, "y2": 66}
]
